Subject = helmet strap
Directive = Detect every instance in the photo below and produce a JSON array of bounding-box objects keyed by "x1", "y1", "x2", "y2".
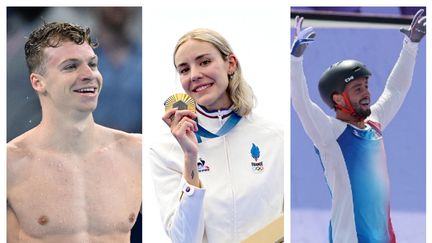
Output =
[{"x1": 335, "y1": 91, "x2": 357, "y2": 117}]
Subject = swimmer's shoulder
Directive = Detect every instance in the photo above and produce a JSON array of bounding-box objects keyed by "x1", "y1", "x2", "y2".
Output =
[
  {"x1": 7, "y1": 129, "x2": 37, "y2": 164},
  {"x1": 7, "y1": 130, "x2": 37, "y2": 188},
  {"x1": 97, "y1": 125, "x2": 142, "y2": 153},
  {"x1": 103, "y1": 126, "x2": 142, "y2": 164}
]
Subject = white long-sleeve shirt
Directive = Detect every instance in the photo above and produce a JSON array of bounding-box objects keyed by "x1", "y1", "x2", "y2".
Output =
[
  {"x1": 150, "y1": 106, "x2": 284, "y2": 243},
  {"x1": 291, "y1": 38, "x2": 418, "y2": 243}
]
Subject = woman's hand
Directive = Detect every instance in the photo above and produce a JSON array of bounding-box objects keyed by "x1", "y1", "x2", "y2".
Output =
[
  {"x1": 163, "y1": 108, "x2": 200, "y2": 187},
  {"x1": 163, "y1": 108, "x2": 198, "y2": 155}
]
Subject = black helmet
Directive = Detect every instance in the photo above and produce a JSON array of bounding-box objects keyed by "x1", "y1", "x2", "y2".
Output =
[{"x1": 318, "y1": 60, "x2": 371, "y2": 108}]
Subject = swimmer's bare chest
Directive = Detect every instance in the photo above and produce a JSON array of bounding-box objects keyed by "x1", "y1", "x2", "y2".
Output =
[{"x1": 8, "y1": 148, "x2": 141, "y2": 240}]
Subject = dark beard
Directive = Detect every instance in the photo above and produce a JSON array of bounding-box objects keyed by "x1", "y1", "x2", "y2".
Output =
[{"x1": 353, "y1": 105, "x2": 371, "y2": 119}]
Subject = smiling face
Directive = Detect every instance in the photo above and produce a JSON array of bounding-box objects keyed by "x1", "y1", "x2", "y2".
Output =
[
  {"x1": 174, "y1": 39, "x2": 236, "y2": 111},
  {"x1": 344, "y1": 77, "x2": 371, "y2": 119},
  {"x1": 31, "y1": 41, "x2": 103, "y2": 114}
]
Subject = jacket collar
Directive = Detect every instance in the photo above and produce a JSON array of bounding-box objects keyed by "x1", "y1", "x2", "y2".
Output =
[
  {"x1": 196, "y1": 105, "x2": 233, "y2": 119},
  {"x1": 196, "y1": 105, "x2": 234, "y2": 133}
]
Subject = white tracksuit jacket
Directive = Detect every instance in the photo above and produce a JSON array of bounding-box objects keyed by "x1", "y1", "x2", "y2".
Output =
[{"x1": 150, "y1": 105, "x2": 284, "y2": 243}]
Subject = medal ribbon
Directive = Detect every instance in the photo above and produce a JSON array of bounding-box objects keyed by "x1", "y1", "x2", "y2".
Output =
[{"x1": 195, "y1": 113, "x2": 241, "y2": 143}]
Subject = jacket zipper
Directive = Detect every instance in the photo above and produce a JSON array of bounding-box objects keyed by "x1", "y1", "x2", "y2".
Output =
[{"x1": 218, "y1": 110, "x2": 237, "y2": 240}]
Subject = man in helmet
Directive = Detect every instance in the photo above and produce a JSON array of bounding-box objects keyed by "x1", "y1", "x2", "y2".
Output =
[
  {"x1": 291, "y1": 9, "x2": 426, "y2": 243},
  {"x1": 318, "y1": 59, "x2": 372, "y2": 123}
]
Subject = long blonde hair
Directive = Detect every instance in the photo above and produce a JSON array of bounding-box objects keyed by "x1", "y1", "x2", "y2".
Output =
[{"x1": 173, "y1": 28, "x2": 255, "y2": 116}]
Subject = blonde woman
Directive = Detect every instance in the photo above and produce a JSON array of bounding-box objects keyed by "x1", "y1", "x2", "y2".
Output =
[{"x1": 150, "y1": 28, "x2": 283, "y2": 243}]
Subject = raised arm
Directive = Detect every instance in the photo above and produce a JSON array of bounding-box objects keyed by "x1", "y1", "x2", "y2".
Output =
[
  {"x1": 291, "y1": 16, "x2": 335, "y2": 147},
  {"x1": 371, "y1": 9, "x2": 426, "y2": 129},
  {"x1": 149, "y1": 109, "x2": 205, "y2": 243}
]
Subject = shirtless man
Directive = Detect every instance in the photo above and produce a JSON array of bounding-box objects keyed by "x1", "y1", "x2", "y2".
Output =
[{"x1": 7, "y1": 22, "x2": 142, "y2": 243}]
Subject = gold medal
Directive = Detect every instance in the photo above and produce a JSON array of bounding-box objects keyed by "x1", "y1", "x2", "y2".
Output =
[{"x1": 164, "y1": 93, "x2": 196, "y2": 112}]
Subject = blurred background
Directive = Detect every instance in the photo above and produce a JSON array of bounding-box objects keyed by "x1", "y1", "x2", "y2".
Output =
[
  {"x1": 290, "y1": 6, "x2": 426, "y2": 243},
  {"x1": 7, "y1": 7, "x2": 142, "y2": 243}
]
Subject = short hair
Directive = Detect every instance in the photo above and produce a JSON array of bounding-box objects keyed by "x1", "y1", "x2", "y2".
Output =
[
  {"x1": 24, "y1": 21, "x2": 98, "y2": 75},
  {"x1": 173, "y1": 28, "x2": 255, "y2": 116}
]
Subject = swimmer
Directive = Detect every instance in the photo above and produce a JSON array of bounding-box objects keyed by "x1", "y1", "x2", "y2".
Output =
[{"x1": 7, "y1": 22, "x2": 142, "y2": 243}]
